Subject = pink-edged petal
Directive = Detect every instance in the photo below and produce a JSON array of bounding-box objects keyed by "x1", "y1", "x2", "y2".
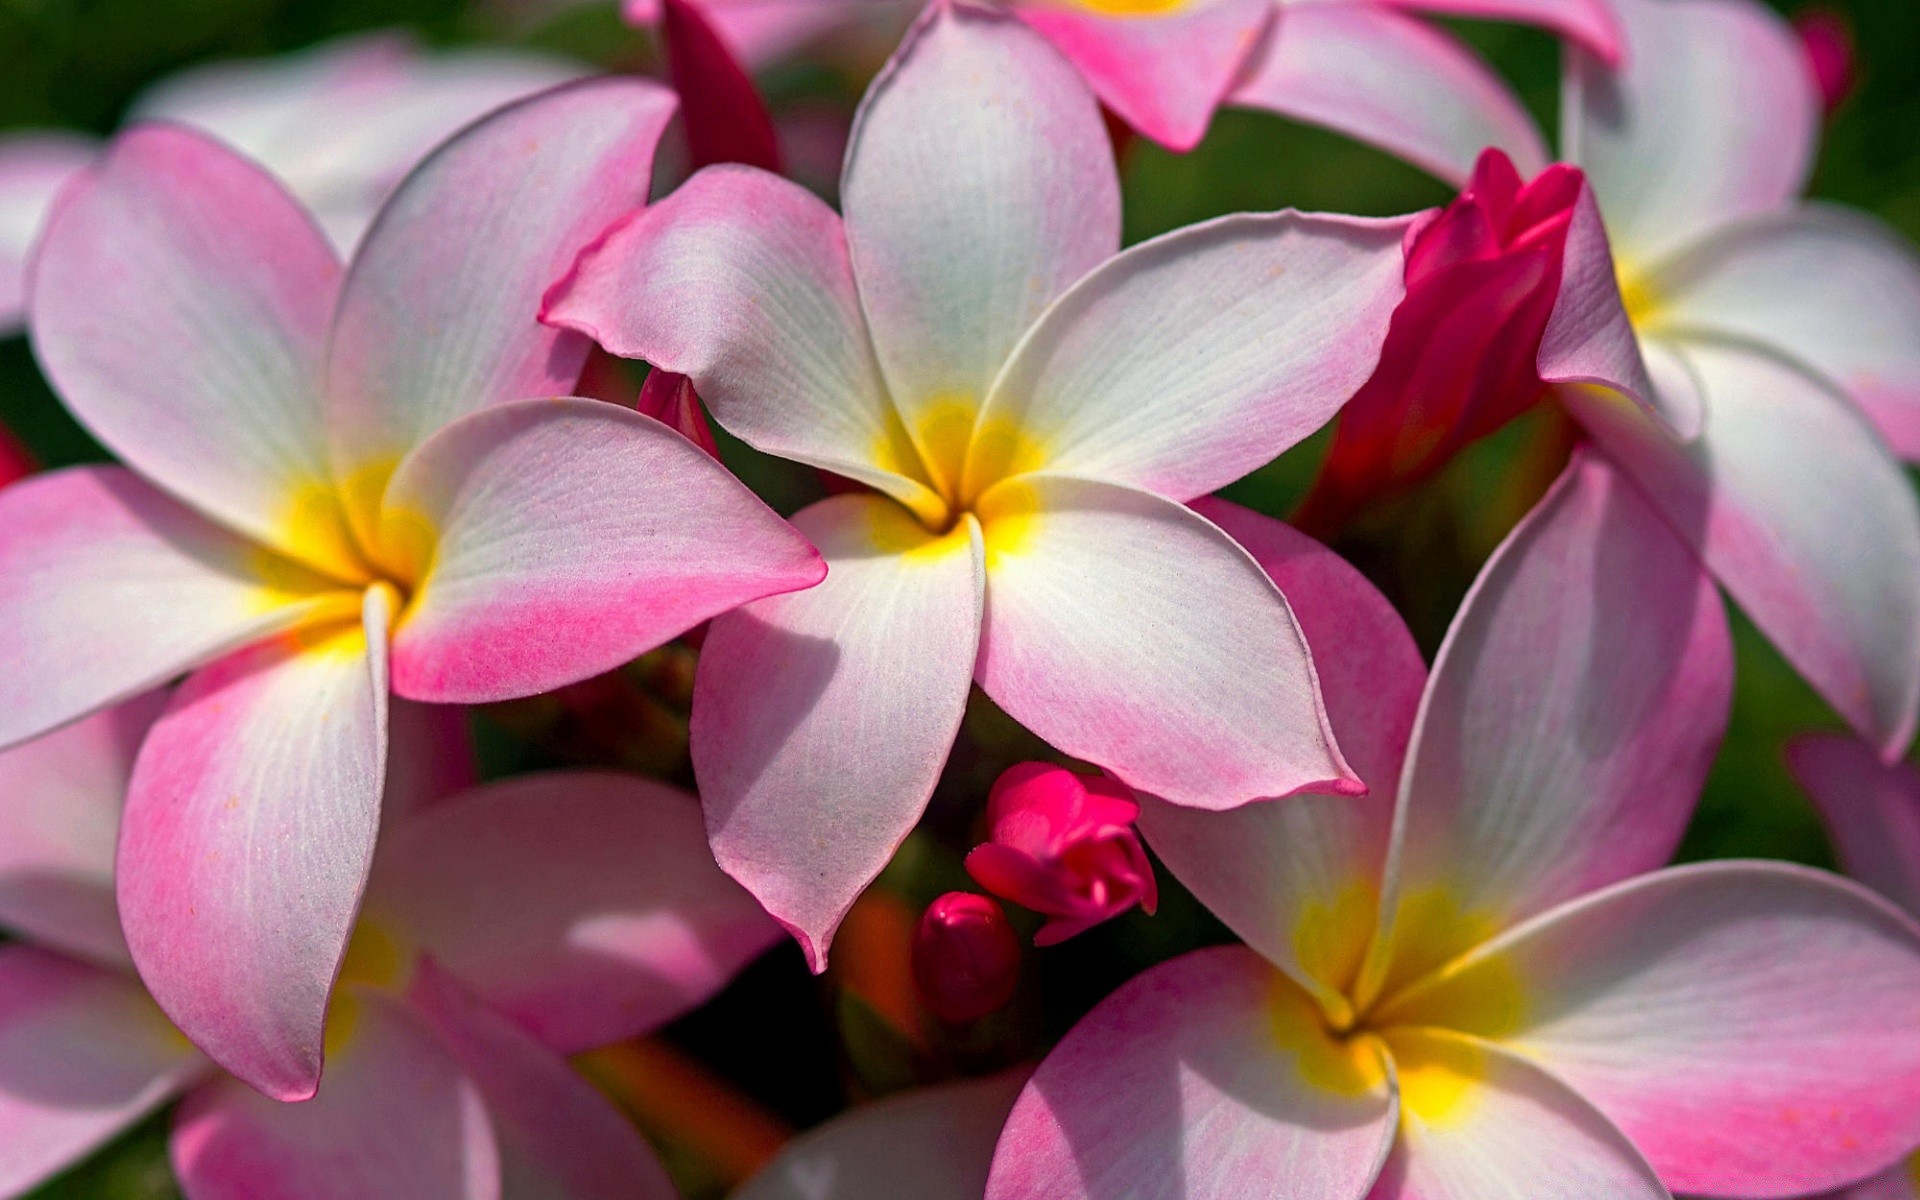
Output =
[
  {"x1": 1787, "y1": 734, "x2": 1920, "y2": 917},
  {"x1": 1385, "y1": 0, "x2": 1622, "y2": 61},
  {"x1": 170, "y1": 986, "x2": 498, "y2": 1200},
  {"x1": 0, "y1": 945, "x2": 207, "y2": 1197},
  {"x1": 0, "y1": 466, "x2": 345, "y2": 750},
  {"x1": 1367, "y1": 451, "x2": 1730, "y2": 995},
  {"x1": 0, "y1": 694, "x2": 165, "y2": 968},
  {"x1": 662, "y1": 0, "x2": 782, "y2": 172},
  {"x1": 28, "y1": 124, "x2": 353, "y2": 573},
  {"x1": 986, "y1": 945, "x2": 1395, "y2": 1200},
  {"x1": 1232, "y1": 3, "x2": 1547, "y2": 186},
  {"x1": 738, "y1": 1071, "x2": 1026, "y2": 1200},
  {"x1": 326, "y1": 76, "x2": 675, "y2": 525},
  {"x1": 969, "y1": 212, "x2": 1410, "y2": 504},
  {"x1": 1018, "y1": 0, "x2": 1269, "y2": 153},
  {"x1": 692, "y1": 493, "x2": 984, "y2": 971},
  {"x1": 1379, "y1": 862, "x2": 1920, "y2": 1198},
  {"x1": 977, "y1": 475, "x2": 1354, "y2": 810},
  {"x1": 118, "y1": 589, "x2": 391, "y2": 1102},
  {"x1": 407, "y1": 964, "x2": 676, "y2": 1200},
  {"x1": 1138, "y1": 498, "x2": 1420, "y2": 1002},
  {"x1": 1535, "y1": 183, "x2": 1695, "y2": 438},
  {"x1": 383, "y1": 398, "x2": 823, "y2": 705},
  {"x1": 0, "y1": 131, "x2": 94, "y2": 332},
  {"x1": 1562, "y1": 0, "x2": 1818, "y2": 265},
  {"x1": 1645, "y1": 204, "x2": 1920, "y2": 461},
  {"x1": 1566, "y1": 338, "x2": 1920, "y2": 756},
  {"x1": 843, "y1": 1, "x2": 1119, "y2": 455},
  {"x1": 369, "y1": 771, "x2": 777, "y2": 1055},
  {"x1": 1367, "y1": 1030, "x2": 1665, "y2": 1200},
  {"x1": 544, "y1": 165, "x2": 935, "y2": 513}
]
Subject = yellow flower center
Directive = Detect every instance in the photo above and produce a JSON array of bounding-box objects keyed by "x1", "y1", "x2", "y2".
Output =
[{"x1": 869, "y1": 394, "x2": 1050, "y2": 567}]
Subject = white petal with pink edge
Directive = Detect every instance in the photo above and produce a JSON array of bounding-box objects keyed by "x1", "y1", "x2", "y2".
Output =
[
  {"x1": 692, "y1": 493, "x2": 984, "y2": 972},
  {"x1": 1385, "y1": 0, "x2": 1622, "y2": 61}
]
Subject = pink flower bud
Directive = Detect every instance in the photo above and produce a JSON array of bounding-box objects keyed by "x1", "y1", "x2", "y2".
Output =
[
  {"x1": 636, "y1": 368, "x2": 722, "y2": 460},
  {"x1": 0, "y1": 419, "x2": 33, "y2": 489},
  {"x1": 1296, "y1": 148, "x2": 1584, "y2": 533},
  {"x1": 912, "y1": 892, "x2": 1020, "y2": 1023},
  {"x1": 964, "y1": 763, "x2": 1158, "y2": 947},
  {"x1": 1794, "y1": 9, "x2": 1858, "y2": 117}
]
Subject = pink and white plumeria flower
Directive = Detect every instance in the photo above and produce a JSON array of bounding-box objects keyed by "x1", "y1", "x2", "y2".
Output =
[
  {"x1": 1789, "y1": 737, "x2": 1920, "y2": 1199},
  {"x1": 547, "y1": 0, "x2": 1416, "y2": 968},
  {"x1": 0, "y1": 697, "x2": 777, "y2": 1200},
  {"x1": 1536, "y1": 0, "x2": 1920, "y2": 758},
  {"x1": 988, "y1": 452, "x2": 1920, "y2": 1200},
  {"x1": 0, "y1": 79, "x2": 822, "y2": 1101},
  {"x1": 0, "y1": 31, "x2": 581, "y2": 334}
]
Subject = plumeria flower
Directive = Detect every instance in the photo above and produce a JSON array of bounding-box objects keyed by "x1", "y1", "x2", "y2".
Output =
[
  {"x1": 0, "y1": 697, "x2": 777, "y2": 1200},
  {"x1": 547, "y1": 0, "x2": 1416, "y2": 967},
  {"x1": 1789, "y1": 736, "x2": 1920, "y2": 1198},
  {"x1": 0, "y1": 80, "x2": 823, "y2": 1100},
  {"x1": 988, "y1": 453, "x2": 1920, "y2": 1199},
  {"x1": 964, "y1": 762, "x2": 1158, "y2": 944},
  {"x1": 735, "y1": 1071, "x2": 1026, "y2": 1200},
  {"x1": 0, "y1": 31, "x2": 581, "y2": 333}
]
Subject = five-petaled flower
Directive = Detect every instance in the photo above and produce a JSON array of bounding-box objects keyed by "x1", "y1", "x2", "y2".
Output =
[
  {"x1": 547, "y1": 0, "x2": 1418, "y2": 969},
  {"x1": 0, "y1": 79, "x2": 822, "y2": 1101}
]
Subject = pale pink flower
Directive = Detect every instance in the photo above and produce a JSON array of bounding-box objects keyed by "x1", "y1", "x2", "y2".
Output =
[
  {"x1": 0, "y1": 697, "x2": 776, "y2": 1200},
  {"x1": 547, "y1": 1, "x2": 1416, "y2": 968},
  {"x1": 0, "y1": 80, "x2": 822, "y2": 1100},
  {"x1": 989, "y1": 453, "x2": 1920, "y2": 1199},
  {"x1": 0, "y1": 32, "x2": 581, "y2": 334}
]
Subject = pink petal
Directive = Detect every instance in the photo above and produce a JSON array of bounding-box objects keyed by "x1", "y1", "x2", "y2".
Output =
[
  {"x1": 737, "y1": 1071, "x2": 1027, "y2": 1200},
  {"x1": 1137, "y1": 498, "x2": 1421, "y2": 1002},
  {"x1": 0, "y1": 946, "x2": 206, "y2": 1196},
  {"x1": 1563, "y1": 0, "x2": 1817, "y2": 264},
  {"x1": 325, "y1": 76, "x2": 675, "y2": 531},
  {"x1": 0, "y1": 695, "x2": 164, "y2": 968},
  {"x1": 383, "y1": 398, "x2": 823, "y2": 704},
  {"x1": 1787, "y1": 734, "x2": 1920, "y2": 917},
  {"x1": 1366, "y1": 1031, "x2": 1665, "y2": 1200},
  {"x1": 692, "y1": 493, "x2": 984, "y2": 971},
  {"x1": 971, "y1": 212, "x2": 1411, "y2": 505},
  {"x1": 0, "y1": 466, "x2": 343, "y2": 750},
  {"x1": 0, "y1": 131, "x2": 94, "y2": 332},
  {"x1": 368, "y1": 771, "x2": 778, "y2": 1055},
  {"x1": 1232, "y1": 3, "x2": 1548, "y2": 186},
  {"x1": 1566, "y1": 339, "x2": 1920, "y2": 757},
  {"x1": 1386, "y1": 0, "x2": 1623, "y2": 62},
  {"x1": 661, "y1": 0, "x2": 782, "y2": 172},
  {"x1": 843, "y1": 1, "x2": 1120, "y2": 453},
  {"x1": 1646, "y1": 204, "x2": 1920, "y2": 462},
  {"x1": 28, "y1": 124, "x2": 353, "y2": 574},
  {"x1": 171, "y1": 987, "x2": 498, "y2": 1200},
  {"x1": 987, "y1": 945, "x2": 1395, "y2": 1200},
  {"x1": 633, "y1": 369, "x2": 721, "y2": 458},
  {"x1": 1370, "y1": 451, "x2": 1730, "y2": 994},
  {"x1": 1380, "y1": 862, "x2": 1920, "y2": 1198},
  {"x1": 544, "y1": 165, "x2": 935, "y2": 513},
  {"x1": 406, "y1": 964, "x2": 677, "y2": 1200},
  {"x1": 117, "y1": 590, "x2": 392, "y2": 1102},
  {"x1": 1017, "y1": 0, "x2": 1269, "y2": 153},
  {"x1": 976, "y1": 475, "x2": 1354, "y2": 810}
]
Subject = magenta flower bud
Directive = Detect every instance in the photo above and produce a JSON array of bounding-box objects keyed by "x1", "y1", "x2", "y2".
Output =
[
  {"x1": 912, "y1": 892, "x2": 1021, "y2": 1023},
  {"x1": 964, "y1": 763, "x2": 1159, "y2": 947},
  {"x1": 635, "y1": 368, "x2": 722, "y2": 460},
  {"x1": 1794, "y1": 9, "x2": 1858, "y2": 117},
  {"x1": 1296, "y1": 147, "x2": 1584, "y2": 533}
]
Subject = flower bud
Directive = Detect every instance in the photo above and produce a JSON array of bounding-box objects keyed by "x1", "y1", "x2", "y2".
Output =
[
  {"x1": 912, "y1": 892, "x2": 1020, "y2": 1023},
  {"x1": 964, "y1": 763, "x2": 1158, "y2": 946},
  {"x1": 1296, "y1": 148, "x2": 1584, "y2": 534},
  {"x1": 636, "y1": 369, "x2": 722, "y2": 460},
  {"x1": 1794, "y1": 9, "x2": 1857, "y2": 117},
  {"x1": 0, "y1": 419, "x2": 33, "y2": 489}
]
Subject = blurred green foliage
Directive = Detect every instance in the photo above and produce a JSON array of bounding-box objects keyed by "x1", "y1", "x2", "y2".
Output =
[{"x1": 0, "y1": 0, "x2": 1912, "y2": 1194}]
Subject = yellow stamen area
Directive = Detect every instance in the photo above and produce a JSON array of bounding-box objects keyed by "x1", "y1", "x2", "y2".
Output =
[
  {"x1": 1291, "y1": 877, "x2": 1379, "y2": 1006},
  {"x1": 323, "y1": 920, "x2": 414, "y2": 1058},
  {"x1": 974, "y1": 478, "x2": 1044, "y2": 570},
  {"x1": 275, "y1": 477, "x2": 375, "y2": 586},
  {"x1": 265, "y1": 456, "x2": 439, "y2": 638},
  {"x1": 1383, "y1": 1030, "x2": 1488, "y2": 1131},
  {"x1": 1071, "y1": 0, "x2": 1189, "y2": 16},
  {"x1": 1269, "y1": 975, "x2": 1389, "y2": 1098},
  {"x1": 1615, "y1": 263, "x2": 1664, "y2": 332},
  {"x1": 1369, "y1": 948, "x2": 1528, "y2": 1042},
  {"x1": 1366, "y1": 886, "x2": 1504, "y2": 1010},
  {"x1": 865, "y1": 498, "x2": 976, "y2": 563},
  {"x1": 869, "y1": 395, "x2": 1050, "y2": 543}
]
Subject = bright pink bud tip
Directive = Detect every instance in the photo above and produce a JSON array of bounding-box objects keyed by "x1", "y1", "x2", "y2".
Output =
[
  {"x1": 1795, "y1": 10, "x2": 1858, "y2": 116},
  {"x1": 636, "y1": 368, "x2": 722, "y2": 459},
  {"x1": 965, "y1": 763, "x2": 1159, "y2": 947},
  {"x1": 1296, "y1": 148, "x2": 1584, "y2": 533},
  {"x1": 913, "y1": 892, "x2": 1021, "y2": 1023},
  {"x1": 0, "y1": 421, "x2": 33, "y2": 488}
]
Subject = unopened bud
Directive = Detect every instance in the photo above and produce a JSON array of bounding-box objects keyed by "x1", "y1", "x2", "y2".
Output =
[{"x1": 912, "y1": 892, "x2": 1020, "y2": 1023}]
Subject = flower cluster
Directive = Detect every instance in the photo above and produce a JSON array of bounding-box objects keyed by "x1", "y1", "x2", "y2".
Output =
[{"x1": 0, "y1": 0, "x2": 1918, "y2": 1196}]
